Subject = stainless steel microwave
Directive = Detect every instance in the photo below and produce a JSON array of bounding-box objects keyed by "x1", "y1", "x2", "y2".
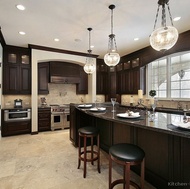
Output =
[{"x1": 4, "y1": 109, "x2": 31, "y2": 121}]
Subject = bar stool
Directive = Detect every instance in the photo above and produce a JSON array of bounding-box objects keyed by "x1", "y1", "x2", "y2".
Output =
[
  {"x1": 109, "y1": 143, "x2": 145, "y2": 189},
  {"x1": 78, "y1": 126, "x2": 101, "y2": 178}
]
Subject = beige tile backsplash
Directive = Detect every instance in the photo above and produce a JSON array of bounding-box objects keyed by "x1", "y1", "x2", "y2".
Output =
[
  {"x1": 121, "y1": 95, "x2": 190, "y2": 110},
  {"x1": 40, "y1": 83, "x2": 86, "y2": 105},
  {"x1": 2, "y1": 86, "x2": 190, "y2": 109}
]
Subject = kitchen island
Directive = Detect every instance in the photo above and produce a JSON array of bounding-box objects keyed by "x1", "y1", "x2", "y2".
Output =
[{"x1": 70, "y1": 103, "x2": 190, "y2": 189}]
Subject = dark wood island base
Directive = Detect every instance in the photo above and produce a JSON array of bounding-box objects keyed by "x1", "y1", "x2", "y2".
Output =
[{"x1": 70, "y1": 103, "x2": 190, "y2": 189}]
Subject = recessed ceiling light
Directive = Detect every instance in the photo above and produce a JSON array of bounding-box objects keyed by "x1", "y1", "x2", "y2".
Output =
[
  {"x1": 54, "y1": 38, "x2": 59, "y2": 42},
  {"x1": 16, "y1": 4, "x2": 25, "y2": 10},
  {"x1": 134, "y1": 38, "x2": 139, "y2": 41},
  {"x1": 173, "y1": 17, "x2": 181, "y2": 22},
  {"x1": 19, "y1": 31, "x2": 26, "y2": 35},
  {"x1": 90, "y1": 45, "x2": 94, "y2": 49}
]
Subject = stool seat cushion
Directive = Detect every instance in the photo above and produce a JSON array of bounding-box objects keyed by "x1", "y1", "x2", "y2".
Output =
[
  {"x1": 109, "y1": 143, "x2": 145, "y2": 162},
  {"x1": 78, "y1": 127, "x2": 99, "y2": 135}
]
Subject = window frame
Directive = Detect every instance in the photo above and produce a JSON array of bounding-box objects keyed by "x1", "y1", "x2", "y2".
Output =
[{"x1": 147, "y1": 51, "x2": 190, "y2": 101}]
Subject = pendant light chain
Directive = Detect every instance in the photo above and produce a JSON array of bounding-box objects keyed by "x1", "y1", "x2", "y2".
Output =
[
  {"x1": 153, "y1": 5, "x2": 160, "y2": 31},
  {"x1": 161, "y1": 4, "x2": 166, "y2": 27},
  {"x1": 111, "y1": 8, "x2": 113, "y2": 35},
  {"x1": 88, "y1": 28, "x2": 91, "y2": 52},
  {"x1": 167, "y1": 3, "x2": 174, "y2": 26}
]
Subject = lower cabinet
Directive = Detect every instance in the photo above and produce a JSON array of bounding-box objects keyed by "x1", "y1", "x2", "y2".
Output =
[
  {"x1": 38, "y1": 107, "x2": 51, "y2": 132},
  {"x1": 1, "y1": 120, "x2": 31, "y2": 137},
  {"x1": 70, "y1": 106, "x2": 190, "y2": 189}
]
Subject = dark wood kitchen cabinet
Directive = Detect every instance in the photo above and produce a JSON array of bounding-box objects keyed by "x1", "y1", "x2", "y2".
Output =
[
  {"x1": 38, "y1": 61, "x2": 88, "y2": 94},
  {"x1": 3, "y1": 45, "x2": 31, "y2": 94},
  {"x1": 50, "y1": 61, "x2": 80, "y2": 77},
  {"x1": 38, "y1": 107, "x2": 51, "y2": 132},
  {"x1": 38, "y1": 62, "x2": 50, "y2": 94},
  {"x1": 116, "y1": 59, "x2": 146, "y2": 95},
  {"x1": 96, "y1": 59, "x2": 108, "y2": 94},
  {"x1": 1, "y1": 110, "x2": 31, "y2": 137},
  {"x1": 76, "y1": 67, "x2": 88, "y2": 94}
]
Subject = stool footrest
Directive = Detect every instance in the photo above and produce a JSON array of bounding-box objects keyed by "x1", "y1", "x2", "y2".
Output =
[
  {"x1": 79, "y1": 150, "x2": 99, "y2": 162},
  {"x1": 110, "y1": 179, "x2": 140, "y2": 189}
]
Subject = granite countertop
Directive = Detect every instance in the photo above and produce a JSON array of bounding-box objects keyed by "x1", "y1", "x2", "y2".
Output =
[{"x1": 76, "y1": 104, "x2": 190, "y2": 139}]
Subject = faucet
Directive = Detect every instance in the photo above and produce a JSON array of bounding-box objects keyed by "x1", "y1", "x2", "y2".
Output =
[{"x1": 177, "y1": 101, "x2": 182, "y2": 110}]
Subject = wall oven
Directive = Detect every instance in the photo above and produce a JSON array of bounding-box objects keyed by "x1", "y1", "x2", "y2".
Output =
[{"x1": 4, "y1": 109, "x2": 31, "y2": 121}]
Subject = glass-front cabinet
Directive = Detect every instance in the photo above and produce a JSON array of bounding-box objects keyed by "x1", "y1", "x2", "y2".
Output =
[{"x1": 3, "y1": 45, "x2": 31, "y2": 94}]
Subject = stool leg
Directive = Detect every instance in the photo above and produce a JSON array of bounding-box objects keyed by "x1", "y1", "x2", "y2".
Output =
[
  {"x1": 91, "y1": 136, "x2": 94, "y2": 165},
  {"x1": 109, "y1": 155, "x2": 112, "y2": 189},
  {"x1": 141, "y1": 158, "x2": 145, "y2": 189},
  {"x1": 77, "y1": 135, "x2": 81, "y2": 169},
  {"x1": 83, "y1": 135, "x2": 87, "y2": 178},
  {"x1": 123, "y1": 165, "x2": 125, "y2": 189},
  {"x1": 97, "y1": 134, "x2": 101, "y2": 173},
  {"x1": 124, "y1": 162, "x2": 130, "y2": 189}
]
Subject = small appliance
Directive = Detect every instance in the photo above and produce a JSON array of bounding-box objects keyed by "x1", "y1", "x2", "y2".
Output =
[{"x1": 14, "y1": 99, "x2": 22, "y2": 108}]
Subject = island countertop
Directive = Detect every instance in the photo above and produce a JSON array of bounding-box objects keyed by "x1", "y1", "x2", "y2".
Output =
[{"x1": 75, "y1": 104, "x2": 190, "y2": 139}]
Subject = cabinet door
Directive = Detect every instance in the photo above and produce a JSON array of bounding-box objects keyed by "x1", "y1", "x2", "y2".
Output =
[
  {"x1": 1, "y1": 120, "x2": 31, "y2": 137},
  {"x1": 76, "y1": 67, "x2": 88, "y2": 94},
  {"x1": 38, "y1": 108, "x2": 51, "y2": 131},
  {"x1": 3, "y1": 45, "x2": 31, "y2": 94},
  {"x1": 123, "y1": 70, "x2": 132, "y2": 94},
  {"x1": 108, "y1": 71, "x2": 116, "y2": 96},
  {"x1": 130, "y1": 68, "x2": 140, "y2": 94},
  {"x1": 20, "y1": 65, "x2": 31, "y2": 94},
  {"x1": 3, "y1": 64, "x2": 20, "y2": 94},
  {"x1": 96, "y1": 59, "x2": 108, "y2": 94},
  {"x1": 50, "y1": 62, "x2": 80, "y2": 77},
  {"x1": 38, "y1": 62, "x2": 50, "y2": 94},
  {"x1": 97, "y1": 72, "x2": 107, "y2": 94}
]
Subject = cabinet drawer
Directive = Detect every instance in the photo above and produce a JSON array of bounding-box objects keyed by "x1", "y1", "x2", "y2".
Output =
[{"x1": 38, "y1": 113, "x2": 51, "y2": 119}]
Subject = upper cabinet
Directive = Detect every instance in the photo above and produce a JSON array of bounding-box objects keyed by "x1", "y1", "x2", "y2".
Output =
[
  {"x1": 38, "y1": 62, "x2": 50, "y2": 94},
  {"x1": 38, "y1": 61, "x2": 88, "y2": 94},
  {"x1": 96, "y1": 59, "x2": 108, "y2": 94},
  {"x1": 116, "y1": 58, "x2": 146, "y2": 95},
  {"x1": 76, "y1": 66, "x2": 88, "y2": 94},
  {"x1": 97, "y1": 56, "x2": 145, "y2": 98},
  {"x1": 3, "y1": 45, "x2": 31, "y2": 94}
]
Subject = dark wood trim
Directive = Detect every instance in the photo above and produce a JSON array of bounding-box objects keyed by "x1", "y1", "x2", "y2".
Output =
[
  {"x1": 31, "y1": 131, "x2": 38, "y2": 135},
  {"x1": 0, "y1": 27, "x2": 6, "y2": 47},
  {"x1": 28, "y1": 44, "x2": 99, "y2": 58}
]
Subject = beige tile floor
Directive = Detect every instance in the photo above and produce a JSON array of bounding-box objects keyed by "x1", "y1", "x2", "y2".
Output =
[{"x1": 0, "y1": 129, "x2": 156, "y2": 189}]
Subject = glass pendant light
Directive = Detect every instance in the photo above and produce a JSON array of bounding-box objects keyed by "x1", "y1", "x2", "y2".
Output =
[
  {"x1": 149, "y1": 0, "x2": 178, "y2": 52},
  {"x1": 83, "y1": 28, "x2": 96, "y2": 74},
  {"x1": 104, "y1": 4, "x2": 120, "y2": 67}
]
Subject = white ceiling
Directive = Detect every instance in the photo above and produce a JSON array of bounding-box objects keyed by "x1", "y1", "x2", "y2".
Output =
[{"x1": 0, "y1": 0, "x2": 190, "y2": 58}]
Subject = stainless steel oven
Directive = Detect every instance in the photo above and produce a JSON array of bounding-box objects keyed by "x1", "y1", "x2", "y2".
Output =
[
  {"x1": 4, "y1": 109, "x2": 31, "y2": 121},
  {"x1": 51, "y1": 112, "x2": 64, "y2": 131},
  {"x1": 50, "y1": 104, "x2": 70, "y2": 131}
]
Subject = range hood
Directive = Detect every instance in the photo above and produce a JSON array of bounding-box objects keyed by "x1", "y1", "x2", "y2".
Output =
[{"x1": 50, "y1": 76, "x2": 80, "y2": 84}]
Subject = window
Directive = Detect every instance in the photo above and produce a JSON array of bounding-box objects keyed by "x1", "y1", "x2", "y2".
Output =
[{"x1": 148, "y1": 51, "x2": 190, "y2": 99}]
